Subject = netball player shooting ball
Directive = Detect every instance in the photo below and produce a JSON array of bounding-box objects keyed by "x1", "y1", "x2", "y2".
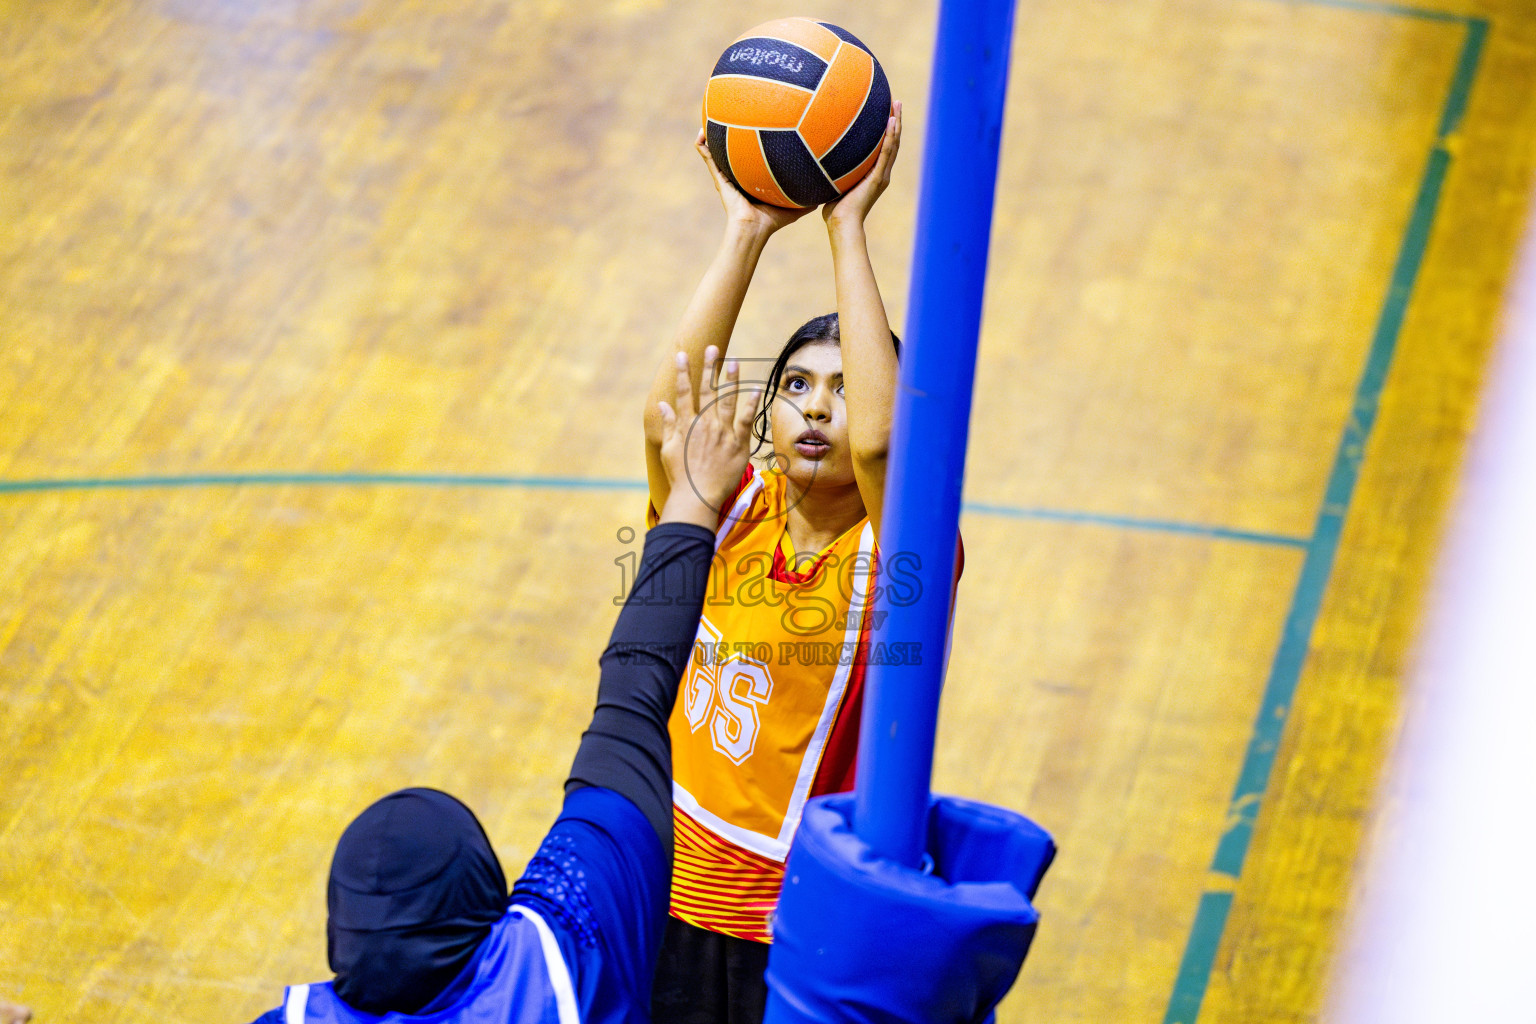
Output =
[
  {"x1": 644, "y1": 104, "x2": 961, "y2": 1024},
  {"x1": 239, "y1": 328, "x2": 1003, "y2": 1024}
]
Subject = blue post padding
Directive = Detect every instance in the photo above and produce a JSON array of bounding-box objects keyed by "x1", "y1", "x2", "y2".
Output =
[
  {"x1": 856, "y1": 0, "x2": 1019, "y2": 868},
  {"x1": 764, "y1": 794, "x2": 1055, "y2": 1024}
]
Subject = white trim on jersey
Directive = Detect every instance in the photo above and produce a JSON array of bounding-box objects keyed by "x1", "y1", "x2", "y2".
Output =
[
  {"x1": 283, "y1": 983, "x2": 309, "y2": 1024},
  {"x1": 672, "y1": 781, "x2": 791, "y2": 861},
  {"x1": 515, "y1": 907, "x2": 579, "y2": 1024},
  {"x1": 716, "y1": 471, "x2": 764, "y2": 544},
  {"x1": 679, "y1": 485, "x2": 878, "y2": 861},
  {"x1": 775, "y1": 519, "x2": 875, "y2": 847}
]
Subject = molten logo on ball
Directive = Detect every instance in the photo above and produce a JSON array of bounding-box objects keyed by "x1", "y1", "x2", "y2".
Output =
[
  {"x1": 704, "y1": 17, "x2": 891, "y2": 209},
  {"x1": 725, "y1": 46, "x2": 809, "y2": 75}
]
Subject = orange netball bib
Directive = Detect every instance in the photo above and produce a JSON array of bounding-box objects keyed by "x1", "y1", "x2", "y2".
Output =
[{"x1": 665, "y1": 467, "x2": 877, "y2": 942}]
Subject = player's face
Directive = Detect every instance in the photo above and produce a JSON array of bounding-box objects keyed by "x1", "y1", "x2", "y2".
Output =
[{"x1": 769, "y1": 341, "x2": 855, "y2": 491}]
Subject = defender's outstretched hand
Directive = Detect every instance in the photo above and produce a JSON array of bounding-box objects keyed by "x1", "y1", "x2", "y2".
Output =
[{"x1": 656, "y1": 345, "x2": 760, "y2": 529}]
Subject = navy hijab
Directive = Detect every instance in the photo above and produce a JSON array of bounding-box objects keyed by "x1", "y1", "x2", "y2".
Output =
[{"x1": 327, "y1": 788, "x2": 508, "y2": 1015}]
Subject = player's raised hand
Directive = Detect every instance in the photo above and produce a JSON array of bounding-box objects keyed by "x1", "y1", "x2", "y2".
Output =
[
  {"x1": 696, "y1": 130, "x2": 813, "y2": 237},
  {"x1": 656, "y1": 345, "x2": 759, "y2": 530},
  {"x1": 823, "y1": 100, "x2": 902, "y2": 231}
]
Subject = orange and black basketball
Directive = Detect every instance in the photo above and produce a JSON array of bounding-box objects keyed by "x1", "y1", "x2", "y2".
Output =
[{"x1": 704, "y1": 18, "x2": 892, "y2": 209}]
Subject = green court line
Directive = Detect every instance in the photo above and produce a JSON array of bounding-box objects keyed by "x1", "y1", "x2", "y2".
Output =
[
  {"x1": 0, "y1": 472, "x2": 649, "y2": 493},
  {"x1": 1163, "y1": 13, "x2": 1486, "y2": 1024},
  {"x1": 0, "y1": 472, "x2": 1309, "y2": 548},
  {"x1": 962, "y1": 502, "x2": 1308, "y2": 548},
  {"x1": 1279, "y1": 0, "x2": 1473, "y2": 24},
  {"x1": 1437, "y1": 17, "x2": 1487, "y2": 138},
  {"x1": 0, "y1": 8, "x2": 1487, "y2": 1020}
]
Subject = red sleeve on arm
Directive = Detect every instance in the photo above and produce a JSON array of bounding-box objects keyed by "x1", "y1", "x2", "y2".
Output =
[
  {"x1": 812, "y1": 530, "x2": 965, "y2": 799},
  {"x1": 952, "y1": 533, "x2": 965, "y2": 604}
]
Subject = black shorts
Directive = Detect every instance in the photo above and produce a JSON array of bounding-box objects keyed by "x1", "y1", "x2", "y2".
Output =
[{"x1": 650, "y1": 916, "x2": 769, "y2": 1024}]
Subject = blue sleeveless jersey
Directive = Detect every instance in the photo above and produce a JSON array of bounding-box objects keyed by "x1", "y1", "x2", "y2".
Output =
[{"x1": 282, "y1": 908, "x2": 577, "y2": 1024}]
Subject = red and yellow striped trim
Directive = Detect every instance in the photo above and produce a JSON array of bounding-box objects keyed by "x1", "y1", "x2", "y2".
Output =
[{"x1": 669, "y1": 806, "x2": 782, "y2": 943}]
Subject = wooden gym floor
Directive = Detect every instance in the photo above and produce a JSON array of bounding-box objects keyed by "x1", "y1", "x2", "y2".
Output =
[{"x1": 3, "y1": 0, "x2": 1535, "y2": 1021}]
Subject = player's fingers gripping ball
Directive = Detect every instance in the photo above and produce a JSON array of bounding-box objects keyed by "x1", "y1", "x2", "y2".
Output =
[{"x1": 704, "y1": 18, "x2": 892, "y2": 209}]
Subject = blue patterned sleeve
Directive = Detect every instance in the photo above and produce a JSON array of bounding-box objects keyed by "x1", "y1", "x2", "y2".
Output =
[{"x1": 510, "y1": 785, "x2": 669, "y2": 1024}]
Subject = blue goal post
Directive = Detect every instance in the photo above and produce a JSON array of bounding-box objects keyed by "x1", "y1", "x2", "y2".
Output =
[{"x1": 854, "y1": 0, "x2": 1020, "y2": 869}]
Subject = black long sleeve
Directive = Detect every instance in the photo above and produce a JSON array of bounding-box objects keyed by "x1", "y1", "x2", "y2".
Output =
[{"x1": 565, "y1": 521, "x2": 714, "y2": 858}]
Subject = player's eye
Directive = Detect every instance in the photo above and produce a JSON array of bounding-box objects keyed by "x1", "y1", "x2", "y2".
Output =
[{"x1": 786, "y1": 376, "x2": 808, "y2": 392}]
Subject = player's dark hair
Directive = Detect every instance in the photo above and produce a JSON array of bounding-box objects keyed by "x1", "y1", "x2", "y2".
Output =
[{"x1": 750, "y1": 312, "x2": 901, "y2": 457}]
